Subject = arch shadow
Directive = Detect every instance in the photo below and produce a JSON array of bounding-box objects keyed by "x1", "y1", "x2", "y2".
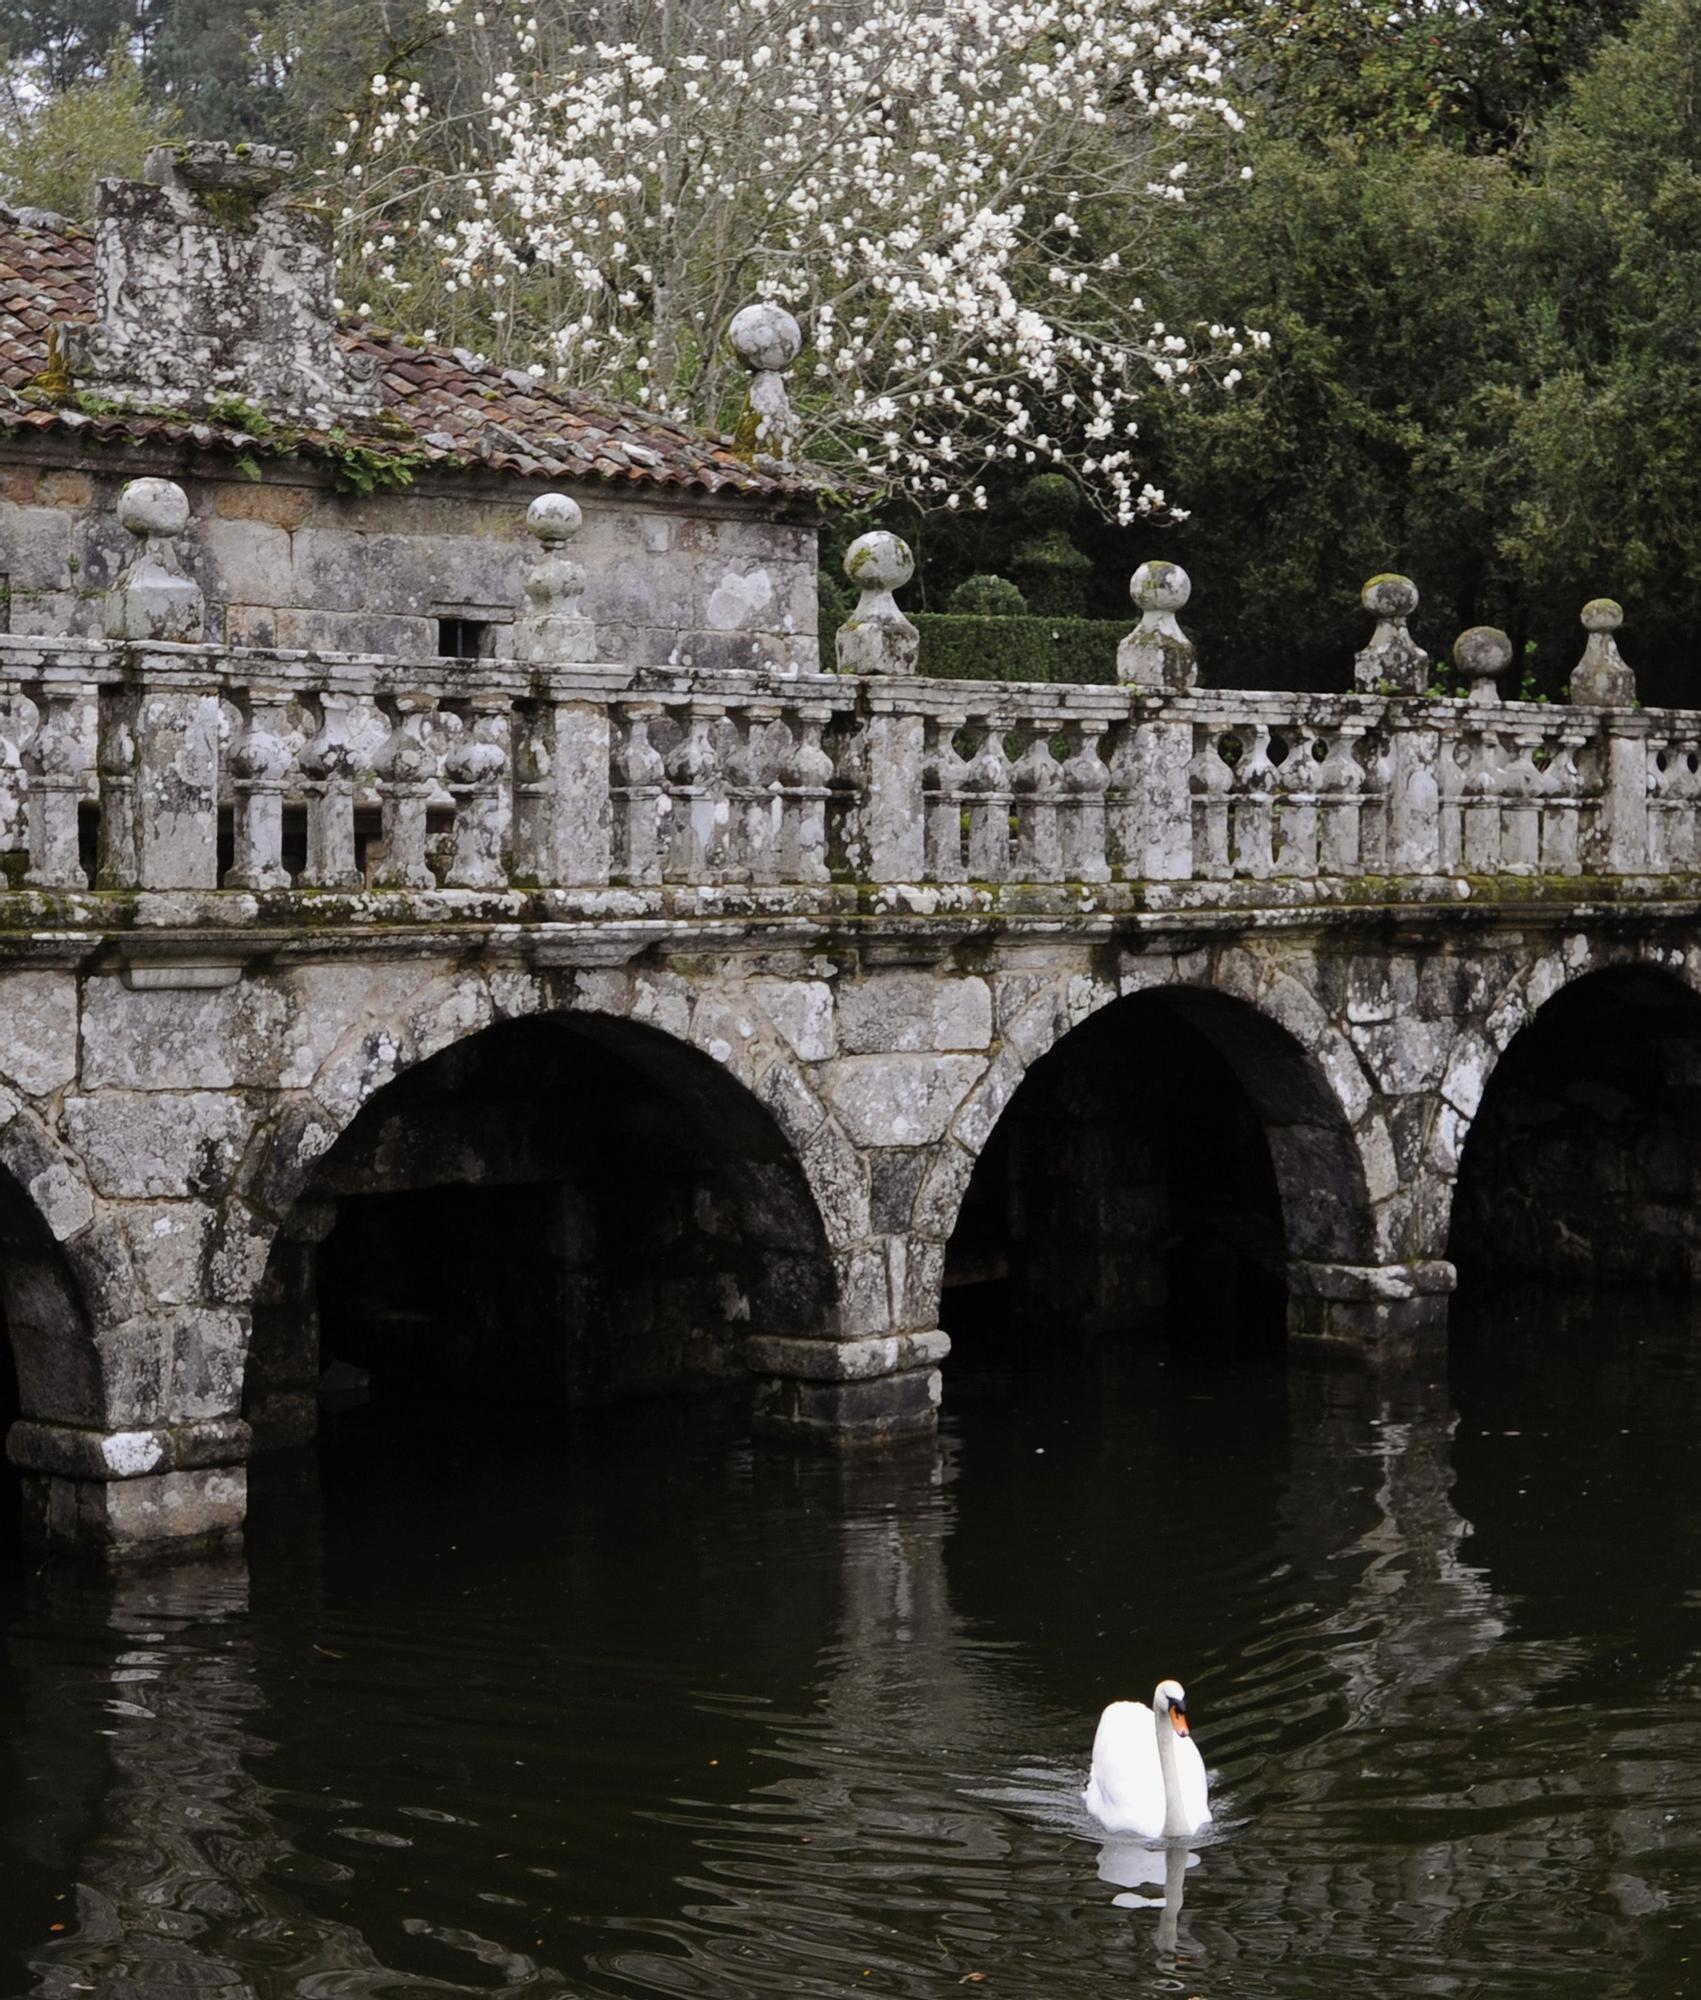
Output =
[
  {"x1": 942, "y1": 985, "x2": 1375, "y2": 1374},
  {"x1": 1449, "y1": 962, "x2": 1701, "y2": 1295},
  {"x1": 244, "y1": 1011, "x2": 840, "y2": 1450}
]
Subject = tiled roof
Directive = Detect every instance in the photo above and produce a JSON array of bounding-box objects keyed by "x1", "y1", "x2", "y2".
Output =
[{"x1": 0, "y1": 208, "x2": 826, "y2": 503}]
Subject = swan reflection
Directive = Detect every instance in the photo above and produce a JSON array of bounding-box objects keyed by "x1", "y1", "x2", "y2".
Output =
[{"x1": 1097, "y1": 1839, "x2": 1194, "y2": 1956}]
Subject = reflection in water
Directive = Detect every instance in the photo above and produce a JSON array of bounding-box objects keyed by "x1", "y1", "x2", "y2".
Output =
[
  {"x1": 3, "y1": 1301, "x2": 1701, "y2": 1996},
  {"x1": 21, "y1": 1556, "x2": 571, "y2": 1998}
]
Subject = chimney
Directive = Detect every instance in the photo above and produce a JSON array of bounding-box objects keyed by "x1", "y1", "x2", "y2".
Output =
[{"x1": 57, "y1": 141, "x2": 380, "y2": 424}]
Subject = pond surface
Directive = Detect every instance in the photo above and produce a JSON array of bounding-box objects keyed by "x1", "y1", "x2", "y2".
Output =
[{"x1": 4, "y1": 1294, "x2": 1701, "y2": 1998}]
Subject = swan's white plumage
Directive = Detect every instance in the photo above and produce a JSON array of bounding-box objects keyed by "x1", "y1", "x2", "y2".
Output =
[{"x1": 1084, "y1": 1695, "x2": 1210, "y2": 1839}]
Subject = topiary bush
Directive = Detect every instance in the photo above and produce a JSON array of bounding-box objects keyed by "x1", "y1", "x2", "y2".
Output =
[{"x1": 946, "y1": 571, "x2": 1030, "y2": 615}]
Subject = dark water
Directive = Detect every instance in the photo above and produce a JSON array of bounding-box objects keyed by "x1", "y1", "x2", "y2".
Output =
[{"x1": 5, "y1": 1297, "x2": 1701, "y2": 1998}]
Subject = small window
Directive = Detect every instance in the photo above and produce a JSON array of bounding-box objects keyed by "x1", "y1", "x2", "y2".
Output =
[{"x1": 438, "y1": 616, "x2": 490, "y2": 660}]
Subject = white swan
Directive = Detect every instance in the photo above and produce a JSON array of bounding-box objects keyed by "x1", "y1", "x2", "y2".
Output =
[{"x1": 1084, "y1": 1677, "x2": 1211, "y2": 1839}]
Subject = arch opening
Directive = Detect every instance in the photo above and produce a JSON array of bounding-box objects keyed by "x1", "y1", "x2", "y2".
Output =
[
  {"x1": 942, "y1": 987, "x2": 1371, "y2": 1379},
  {"x1": 1449, "y1": 966, "x2": 1701, "y2": 1298},
  {"x1": 245, "y1": 1015, "x2": 838, "y2": 1451}
]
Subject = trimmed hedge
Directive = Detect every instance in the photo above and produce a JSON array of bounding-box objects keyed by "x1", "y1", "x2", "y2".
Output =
[{"x1": 818, "y1": 611, "x2": 1125, "y2": 682}]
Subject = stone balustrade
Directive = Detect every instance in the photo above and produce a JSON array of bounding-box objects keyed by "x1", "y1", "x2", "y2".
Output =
[{"x1": 0, "y1": 486, "x2": 1690, "y2": 910}]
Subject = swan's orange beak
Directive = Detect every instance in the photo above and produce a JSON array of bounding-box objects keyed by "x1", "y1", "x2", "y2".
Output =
[{"x1": 1170, "y1": 1707, "x2": 1191, "y2": 1737}]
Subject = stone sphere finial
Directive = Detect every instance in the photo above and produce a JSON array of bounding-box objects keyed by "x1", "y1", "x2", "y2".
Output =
[
  {"x1": 844, "y1": 530, "x2": 914, "y2": 594},
  {"x1": 1353, "y1": 572, "x2": 1428, "y2": 694},
  {"x1": 1118, "y1": 558, "x2": 1196, "y2": 691},
  {"x1": 1361, "y1": 573, "x2": 1419, "y2": 621},
  {"x1": 836, "y1": 531, "x2": 918, "y2": 675},
  {"x1": 118, "y1": 477, "x2": 190, "y2": 542},
  {"x1": 729, "y1": 302, "x2": 804, "y2": 374},
  {"x1": 1453, "y1": 625, "x2": 1515, "y2": 704},
  {"x1": 513, "y1": 493, "x2": 594, "y2": 663},
  {"x1": 1569, "y1": 595, "x2": 1635, "y2": 706},
  {"x1": 1131, "y1": 559, "x2": 1191, "y2": 616},
  {"x1": 526, "y1": 491, "x2": 582, "y2": 546},
  {"x1": 106, "y1": 477, "x2": 201, "y2": 642}
]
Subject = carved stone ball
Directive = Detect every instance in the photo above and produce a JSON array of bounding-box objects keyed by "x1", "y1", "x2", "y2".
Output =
[
  {"x1": 729, "y1": 302, "x2": 804, "y2": 374},
  {"x1": 1582, "y1": 597, "x2": 1624, "y2": 633},
  {"x1": 1131, "y1": 559, "x2": 1191, "y2": 615},
  {"x1": 843, "y1": 530, "x2": 914, "y2": 594},
  {"x1": 1362, "y1": 573, "x2": 1419, "y2": 621},
  {"x1": 527, "y1": 492, "x2": 583, "y2": 545},
  {"x1": 118, "y1": 477, "x2": 190, "y2": 542},
  {"x1": 1453, "y1": 625, "x2": 1515, "y2": 679}
]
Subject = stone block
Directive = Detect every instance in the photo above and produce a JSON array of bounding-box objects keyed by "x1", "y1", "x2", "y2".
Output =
[
  {"x1": 837, "y1": 974, "x2": 992, "y2": 1054},
  {"x1": 752, "y1": 978, "x2": 836, "y2": 1062},
  {"x1": 0, "y1": 970, "x2": 77, "y2": 1095},
  {"x1": 821, "y1": 1054, "x2": 984, "y2": 1146},
  {"x1": 65, "y1": 1092, "x2": 251, "y2": 1198}
]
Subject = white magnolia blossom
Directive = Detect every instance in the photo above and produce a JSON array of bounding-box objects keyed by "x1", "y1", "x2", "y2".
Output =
[{"x1": 332, "y1": 0, "x2": 1266, "y2": 523}]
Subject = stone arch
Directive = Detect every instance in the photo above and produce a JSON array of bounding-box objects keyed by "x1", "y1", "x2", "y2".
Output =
[
  {"x1": 0, "y1": 1108, "x2": 113, "y2": 1433},
  {"x1": 1447, "y1": 951, "x2": 1701, "y2": 1294},
  {"x1": 924, "y1": 960, "x2": 1384, "y2": 1359},
  {"x1": 240, "y1": 982, "x2": 846, "y2": 1448}
]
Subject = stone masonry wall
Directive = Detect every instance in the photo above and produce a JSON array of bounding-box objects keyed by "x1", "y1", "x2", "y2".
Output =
[
  {"x1": 1, "y1": 911, "x2": 1698, "y2": 1554},
  {"x1": 0, "y1": 445, "x2": 819, "y2": 671}
]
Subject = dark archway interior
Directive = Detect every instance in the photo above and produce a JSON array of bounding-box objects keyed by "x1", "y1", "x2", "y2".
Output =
[
  {"x1": 245, "y1": 1016, "x2": 835, "y2": 1449},
  {"x1": 942, "y1": 991, "x2": 1291, "y2": 1375},
  {"x1": 1449, "y1": 967, "x2": 1701, "y2": 1292}
]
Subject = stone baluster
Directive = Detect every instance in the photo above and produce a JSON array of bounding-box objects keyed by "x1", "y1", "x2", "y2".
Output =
[
  {"x1": 779, "y1": 704, "x2": 834, "y2": 884},
  {"x1": 94, "y1": 690, "x2": 137, "y2": 888},
  {"x1": 226, "y1": 686, "x2": 296, "y2": 891},
  {"x1": 924, "y1": 713, "x2": 971, "y2": 883},
  {"x1": 1354, "y1": 727, "x2": 1393, "y2": 871},
  {"x1": 964, "y1": 722, "x2": 1013, "y2": 881},
  {"x1": 1112, "y1": 701, "x2": 1193, "y2": 881},
  {"x1": 24, "y1": 682, "x2": 88, "y2": 887},
  {"x1": 1060, "y1": 721, "x2": 1112, "y2": 884},
  {"x1": 836, "y1": 532, "x2": 919, "y2": 678},
  {"x1": 371, "y1": 693, "x2": 438, "y2": 889},
  {"x1": 1662, "y1": 736, "x2": 1701, "y2": 871},
  {"x1": 1353, "y1": 574, "x2": 1428, "y2": 693},
  {"x1": 1537, "y1": 726, "x2": 1588, "y2": 876},
  {"x1": 1567, "y1": 601, "x2": 1648, "y2": 871},
  {"x1": 1274, "y1": 724, "x2": 1319, "y2": 878},
  {"x1": 105, "y1": 478, "x2": 204, "y2": 643},
  {"x1": 1188, "y1": 723, "x2": 1235, "y2": 879},
  {"x1": 729, "y1": 302, "x2": 804, "y2": 465},
  {"x1": 1315, "y1": 721, "x2": 1365, "y2": 875},
  {"x1": 1117, "y1": 562, "x2": 1197, "y2": 690},
  {"x1": 613, "y1": 703, "x2": 667, "y2": 884},
  {"x1": 667, "y1": 702, "x2": 728, "y2": 882},
  {"x1": 445, "y1": 694, "x2": 512, "y2": 889},
  {"x1": 1461, "y1": 720, "x2": 1507, "y2": 873},
  {"x1": 1230, "y1": 724, "x2": 1277, "y2": 878},
  {"x1": 734, "y1": 701, "x2": 784, "y2": 885},
  {"x1": 1012, "y1": 726, "x2": 1064, "y2": 882},
  {"x1": 297, "y1": 692, "x2": 362, "y2": 888},
  {"x1": 1500, "y1": 728, "x2": 1544, "y2": 874}
]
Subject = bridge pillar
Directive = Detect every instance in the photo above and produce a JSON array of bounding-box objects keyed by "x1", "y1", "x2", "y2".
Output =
[
  {"x1": 746, "y1": 1328, "x2": 951, "y2": 1446},
  {"x1": 7, "y1": 1415, "x2": 249, "y2": 1557},
  {"x1": 1286, "y1": 1259, "x2": 1455, "y2": 1355}
]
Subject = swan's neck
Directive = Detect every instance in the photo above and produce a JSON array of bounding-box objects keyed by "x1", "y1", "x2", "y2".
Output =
[{"x1": 1154, "y1": 1711, "x2": 1190, "y2": 1837}]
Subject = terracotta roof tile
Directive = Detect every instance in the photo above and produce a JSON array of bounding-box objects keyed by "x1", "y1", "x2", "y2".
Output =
[{"x1": 0, "y1": 208, "x2": 829, "y2": 505}]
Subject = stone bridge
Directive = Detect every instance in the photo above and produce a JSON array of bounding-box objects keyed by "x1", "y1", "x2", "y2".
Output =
[{"x1": 1, "y1": 485, "x2": 1699, "y2": 1557}]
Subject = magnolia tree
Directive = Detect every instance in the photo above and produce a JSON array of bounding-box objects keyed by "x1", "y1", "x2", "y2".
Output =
[{"x1": 333, "y1": 0, "x2": 1266, "y2": 522}]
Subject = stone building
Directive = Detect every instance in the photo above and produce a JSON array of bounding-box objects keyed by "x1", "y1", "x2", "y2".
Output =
[{"x1": 0, "y1": 140, "x2": 823, "y2": 670}]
